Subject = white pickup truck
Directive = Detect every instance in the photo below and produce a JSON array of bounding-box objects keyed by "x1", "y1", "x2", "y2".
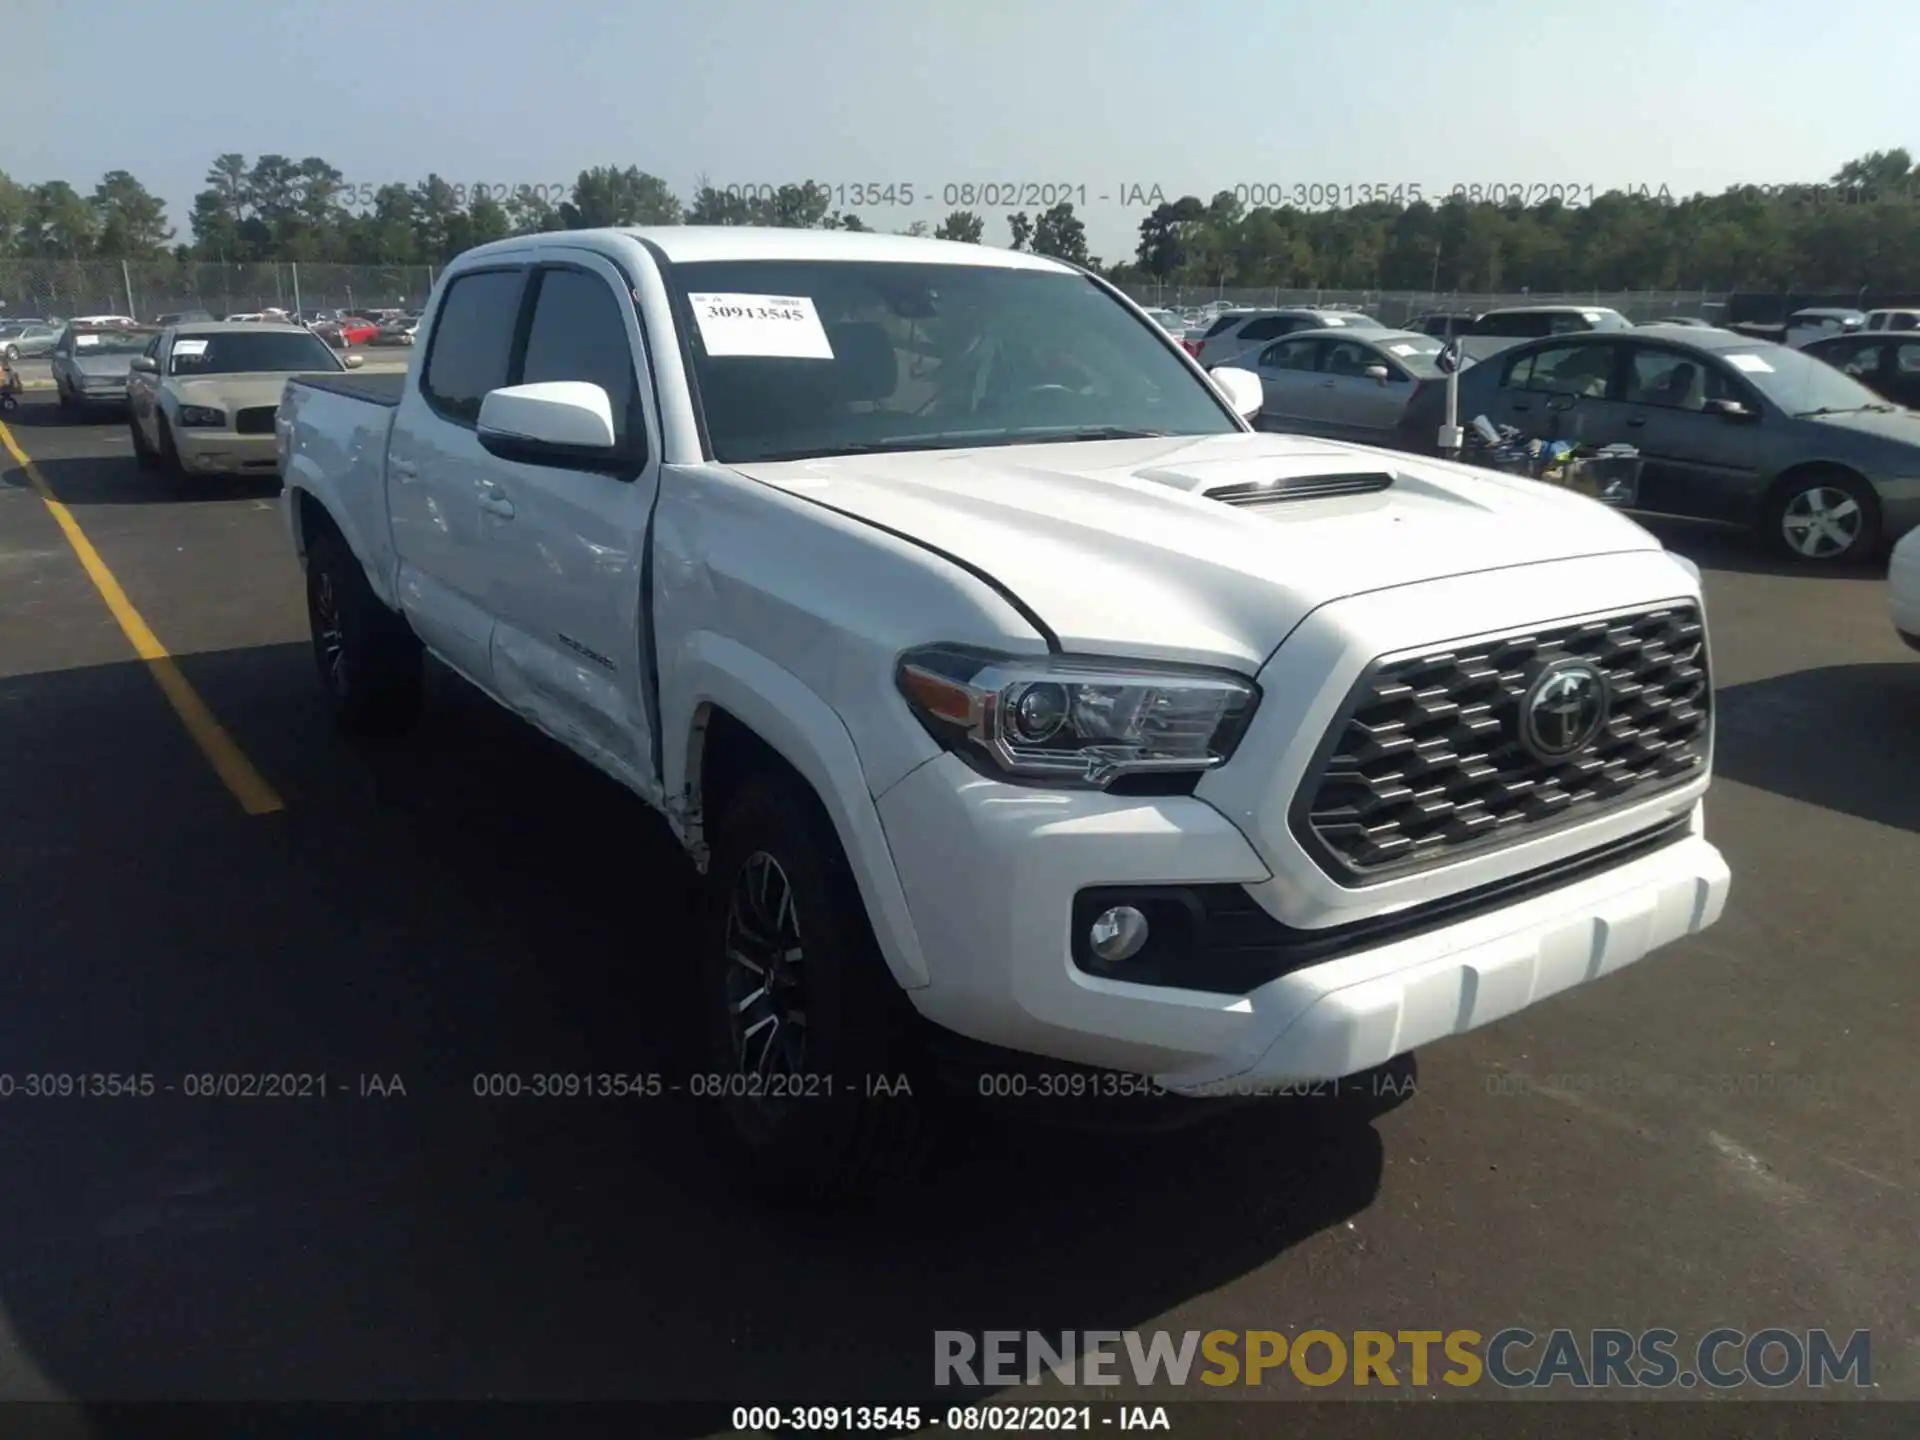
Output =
[{"x1": 279, "y1": 227, "x2": 1730, "y2": 1199}]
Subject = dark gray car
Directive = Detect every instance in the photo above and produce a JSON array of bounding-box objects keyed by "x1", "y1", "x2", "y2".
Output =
[
  {"x1": 1249, "y1": 328, "x2": 1454, "y2": 445},
  {"x1": 1399, "y1": 327, "x2": 1920, "y2": 563},
  {"x1": 0, "y1": 321, "x2": 61, "y2": 360}
]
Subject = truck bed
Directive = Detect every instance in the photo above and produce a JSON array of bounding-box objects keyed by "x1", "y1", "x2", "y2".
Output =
[{"x1": 296, "y1": 370, "x2": 405, "y2": 406}]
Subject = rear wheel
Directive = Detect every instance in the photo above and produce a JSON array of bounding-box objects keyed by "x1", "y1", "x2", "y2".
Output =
[
  {"x1": 1764, "y1": 468, "x2": 1879, "y2": 564},
  {"x1": 3, "y1": 344, "x2": 18, "y2": 362},
  {"x1": 304, "y1": 526, "x2": 423, "y2": 734},
  {"x1": 154, "y1": 414, "x2": 185, "y2": 480},
  {"x1": 696, "y1": 771, "x2": 932, "y2": 1203}
]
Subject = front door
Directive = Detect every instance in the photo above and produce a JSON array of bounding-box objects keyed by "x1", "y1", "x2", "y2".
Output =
[
  {"x1": 476, "y1": 253, "x2": 662, "y2": 802},
  {"x1": 1887, "y1": 341, "x2": 1920, "y2": 409},
  {"x1": 1251, "y1": 337, "x2": 1324, "y2": 432},
  {"x1": 1616, "y1": 345, "x2": 1771, "y2": 521},
  {"x1": 385, "y1": 264, "x2": 529, "y2": 688}
]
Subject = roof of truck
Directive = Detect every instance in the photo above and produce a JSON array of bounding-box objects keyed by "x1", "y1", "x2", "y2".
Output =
[{"x1": 458, "y1": 225, "x2": 1076, "y2": 272}]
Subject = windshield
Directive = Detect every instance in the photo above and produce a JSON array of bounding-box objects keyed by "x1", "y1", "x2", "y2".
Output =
[
  {"x1": 668, "y1": 260, "x2": 1240, "y2": 463},
  {"x1": 0, "y1": 325, "x2": 25, "y2": 338},
  {"x1": 1726, "y1": 344, "x2": 1890, "y2": 415},
  {"x1": 71, "y1": 329, "x2": 155, "y2": 355},
  {"x1": 168, "y1": 330, "x2": 343, "y2": 376}
]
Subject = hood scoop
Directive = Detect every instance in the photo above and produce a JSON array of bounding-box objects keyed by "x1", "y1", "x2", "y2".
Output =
[{"x1": 1205, "y1": 472, "x2": 1396, "y2": 507}]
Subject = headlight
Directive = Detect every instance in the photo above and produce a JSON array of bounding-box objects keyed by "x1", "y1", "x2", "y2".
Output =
[
  {"x1": 176, "y1": 405, "x2": 224, "y2": 427},
  {"x1": 895, "y1": 644, "x2": 1258, "y2": 787}
]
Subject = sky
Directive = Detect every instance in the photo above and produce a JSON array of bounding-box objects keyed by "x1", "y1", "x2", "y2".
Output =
[{"x1": 12, "y1": 0, "x2": 1920, "y2": 261}]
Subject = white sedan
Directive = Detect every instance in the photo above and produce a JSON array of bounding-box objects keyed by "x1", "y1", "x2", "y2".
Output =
[
  {"x1": 127, "y1": 321, "x2": 360, "y2": 479},
  {"x1": 1892, "y1": 526, "x2": 1920, "y2": 652}
]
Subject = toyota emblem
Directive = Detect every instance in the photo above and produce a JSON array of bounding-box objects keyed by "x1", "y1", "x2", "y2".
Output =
[{"x1": 1520, "y1": 659, "x2": 1610, "y2": 761}]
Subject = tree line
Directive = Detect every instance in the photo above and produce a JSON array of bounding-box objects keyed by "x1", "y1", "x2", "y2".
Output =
[{"x1": 3, "y1": 150, "x2": 1919, "y2": 294}]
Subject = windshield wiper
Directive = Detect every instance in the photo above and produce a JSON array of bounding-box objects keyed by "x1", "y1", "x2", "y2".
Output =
[
  {"x1": 1793, "y1": 404, "x2": 1884, "y2": 417},
  {"x1": 1010, "y1": 425, "x2": 1171, "y2": 442},
  {"x1": 749, "y1": 434, "x2": 1004, "y2": 462}
]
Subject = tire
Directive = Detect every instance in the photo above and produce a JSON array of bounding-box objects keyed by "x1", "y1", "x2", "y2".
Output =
[
  {"x1": 3, "y1": 345, "x2": 17, "y2": 362},
  {"x1": 696, "y1": 771, "x2": 932, "y2": 1203},
  {"x1": 304, "y1": 525, "x2": 423, "y2": 734},
  {"x1": 154, "y1": 414, "x2": 185, "y2": 480},
  {"x1": 130, "y1": 414, "x2": 160, "y2": 471},
  {"x1": 1764, "y1": 467, "x2": 1880, "y2": 564},
  {"x1": 56, "y1": 383, "x2": 74, "y2": 410}
]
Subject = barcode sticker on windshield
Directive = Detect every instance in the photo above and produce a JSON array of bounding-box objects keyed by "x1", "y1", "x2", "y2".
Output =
[
  {"x1": 1726, "y1": 353, "x2": 1774, "y2": 372},
  {"x1": 1322, "y1": 316, "x2": 1346, "y2": 326},
  {"x1": 687, "y1": 293, "x2": 834, "y2": 358},
  {"x1": 1390, "y1": 343, "x2": 1418, "y2": 356},
  {"x1": 75, "y1": 334, "x2": 100, "y2": 348},
  {"x1": 171, "y1": 339, "x2": 209, "y2": 357}
]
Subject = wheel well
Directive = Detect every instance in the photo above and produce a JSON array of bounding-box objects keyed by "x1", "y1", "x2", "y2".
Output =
[
  {"x1": 691, "y1": 705, "x2": 806, "y2": 846},
  {"x1": 294, "y1": 488, "x2": 341, "y2": 559}
]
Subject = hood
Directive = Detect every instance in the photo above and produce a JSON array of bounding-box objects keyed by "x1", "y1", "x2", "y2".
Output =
[
  {"x1": 70, "y1": 354, "x2": 137, "y2": 378},
  {"x1": 167, "y1": 372, "x2": 326, "y2": 411},
  {"x1": 1805, "y1": 406, "x2": 1920, "y2": 453},
  {"x1": 728, "y1": 432, "x2": 1665, "y2": 670}
]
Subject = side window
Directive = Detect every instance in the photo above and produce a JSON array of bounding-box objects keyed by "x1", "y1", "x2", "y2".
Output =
[
  {"x1": 1201, "y1": 314, "x2": 1242, "y2": 339},
  {"x1": 420, "y1": 269, "x2": 526, "y2": 425},
  {"x1": 1825, "y1": 341, "x2": 1882, "y2": 380},
  {"x1": 1236, "y1": 316, "x2": 1293, "y2": 343},
  {"x1": 1626, "y1": 348, "x2": 1712, "y2": 410},
  {"x1": 1893, "y1": 314, "x2": 1920, "y2": 332},
  {"x1": 1476, "y1": 312, "x2": 1549, "y2": 338},
  {"x1": 143, "y1": 334, "x2": 162, "y2": 360},
  {"x1": 1323, "y1": 340, "x2": 1375, "y2": 376},
  {"x1": 1895, "y1": 342, "x2": 1920, "y2": 374},
  {"x1": 1257, "y1": 338, "x2": 1319, "y2": 371},
  {"x1": 1503, "y1": 343, "x2": 1611, "y2": 396},
  {"x1": 515, "y1": 267, "x2": 642, "y2": 454}
]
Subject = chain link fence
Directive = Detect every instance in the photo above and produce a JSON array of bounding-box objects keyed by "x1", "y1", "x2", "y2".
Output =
[
  {"x1": 0, "y1": 261, "x2": 440, "y2": 321},
  {"x1": 1114, "y1": 285, "x2": 1729, "y2": 325}
]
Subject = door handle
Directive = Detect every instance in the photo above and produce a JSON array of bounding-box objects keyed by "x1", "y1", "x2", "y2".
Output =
[
  {"x1": 1625, "y1": 416, "x2": 1646, "y2": 428},
  {"x1": 390, "y1": 459, "x2": 418, "y2": 478},
  {"x1": 479, "y1": 493, "x2": 515, "y2": 519},
  {"x1": 1320, "y1": 379, "x2": 1337, "y2": 388}
]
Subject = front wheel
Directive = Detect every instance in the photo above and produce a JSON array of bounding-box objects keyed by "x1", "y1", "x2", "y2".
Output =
[
  {"x1": 3, "y1": 345, "x2": 17, "y2": 362},
  {"x1": 304, "y1": 527, "x2": 423, "y2": 734},
  {"x1": 696, "y1": 773, "x2": 932, "y2": 1203},
  {"x1": 1765, "y1": 469, "x2": 1880, "y2": 564},
  {"x1": 129, "y1": 414, "x2": 160, "y2": 471}
]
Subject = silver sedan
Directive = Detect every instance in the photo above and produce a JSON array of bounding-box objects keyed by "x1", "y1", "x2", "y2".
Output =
[{"x1": 1247, "y1": 328, "x2": 1455, "y2": 445}]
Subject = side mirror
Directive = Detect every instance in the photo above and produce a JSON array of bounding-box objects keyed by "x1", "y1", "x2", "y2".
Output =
[
  {"x1": 1705, "y1": 398, "x2": 1754, "y2": 420},
  {"x1": 130, "y1": 355, "x2": 157, "y2": 374},
  {"x1": 342, "y1": 353, "x2": 365, "y2": 369},
  {"x1": 1363, "y1": 363, "x2": 1391, "y2": 382},
  {"x1": 477, "y1": 381, "x2": 621, "y2": 467},
  {"x1": 1209, "y1": 366, "x2": 1265, "y2": 420}
]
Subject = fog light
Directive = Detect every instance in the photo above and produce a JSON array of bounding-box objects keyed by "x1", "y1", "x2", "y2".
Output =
[{"x1": 1089, "y1": 905, "x2": 1149, "y2": 964}]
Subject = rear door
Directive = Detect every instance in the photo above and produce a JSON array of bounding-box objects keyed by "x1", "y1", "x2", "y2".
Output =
[
  {"x1": 1250, "y1": 336, "x2": 1326, "y2": 431},
  {"x1": 1889, "y1": 341, "x2": 1920, "y2": 409},
  {"x1": 476, "y1": 251, "x2": 662, "y2": 799},
  {"x1": 385, "y1": 264, "x2": 529, "y2": 687},
  {"x1": 1617, "y1": 343, "x2": 1771, "y2": 521},
  {"x1": 1314, "y1": 337, "x2": 1400, "y2": 438}
]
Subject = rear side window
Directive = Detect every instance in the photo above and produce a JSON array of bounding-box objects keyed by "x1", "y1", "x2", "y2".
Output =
[
  {"x1": 1236, "y1": 316, "x2": 1295, "y2": 342},
  {"x1": 516, "y1": 267, "x2": 642, "y2": 454},
  {"x1": 1893, "y1": 314, "x2": 1920, "y2": 332},
  {"x1": 1473, "y1": 311, "x2": 1550, "y2": 338},
  {"x1": 1201, "y1": 314, "x2": 1244, "y2": 339},
  {"x1": 421, "y1": 269, "x2": 525, "y2": 424}
]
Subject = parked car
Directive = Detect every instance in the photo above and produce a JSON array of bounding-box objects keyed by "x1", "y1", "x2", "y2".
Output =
[
  {"x1": 1399, "y1": 326, "x2": 1920, "y2": 563},
  {"x1": 310, "y1": 320, "x2": 348, "y2": 349},
  {"x1": 1890, "y1": 525, "x2": 1920, "y2": 651},
  {"x1": 1193, "y1": 307, "x2": 1386, "y2": 370},
  {"x1": 50, "y1": 323, "x2": 159, "y2": 411},
  {"x1": 1248, "y1": 328, "x2": 1455, "y2": 445},
  {"x1": 1862, "y1": 309, "x2": 1920, "y2": 333},
  {"x1": 224, "y1": 313, "x2": 267, "y2": 323},
  {"x1": 1729, "y1": 308, "x2": 1866, "y2": 350},
  {"x1": 1140, "y1": 307, "x2": 1187, "y2": 336},
  {"x1": 1406, "y1": 312, "x2": 1481, "y2": 339},
  {"x1": 295, "y1": 309, "x2": 342, "y2": 327},
  {"x1": 1455, "y1": 305, "x2": 1634, "y2": 362},
  {"x1": 1643, "y1": 316, "x2": 1720, "y2": 329},
  {"x1": 0, "y1": 320, "x2": 62, "y2": 360},
  {"x1": 152, "y1": 310, "x2": 215, "y2": 327},
  {"x1": 1802, "y1": 332, "x2": 1920, "y2": 410},
  {"x1": 126, "y1": 321, "x2": 361, "y2": 479},
  {"x1": 276, "y1": 226, "x2": 1728, "y2": 1201},
  {"x1": 375, "y1": 314, "x2": 422, "y2": 346},
  {"x1": 333, "y1": 316, "x2": 380, "y2": 346},
  {"x1": 66, "y1": 313, "x2": 138, "y2": 327}
]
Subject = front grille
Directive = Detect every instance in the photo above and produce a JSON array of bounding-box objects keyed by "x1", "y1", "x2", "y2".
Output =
[
  {"x1": 234, "y1": 406, "x2": 276, "y2": 435},
  {"x1": 1292, "y1": 604, "x2": 1711, "y2": 882}
]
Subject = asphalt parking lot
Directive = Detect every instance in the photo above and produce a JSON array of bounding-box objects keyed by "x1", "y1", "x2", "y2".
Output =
[{"x1": 0, "y1": 389, "x2": 1916, "y2": 1425}]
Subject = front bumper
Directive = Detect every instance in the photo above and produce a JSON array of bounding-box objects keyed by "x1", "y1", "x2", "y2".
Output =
[
  {"x1": 879, "y1": 754, "x2": 1728, "y2": 1092},
  {"x1": 172, "y1": 429, "x2": 280, "y2": 477}
]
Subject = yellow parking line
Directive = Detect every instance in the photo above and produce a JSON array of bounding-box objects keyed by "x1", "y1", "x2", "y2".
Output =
[{"x1": 0, "y1": 418, "x2": 285, "y2": 816}]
